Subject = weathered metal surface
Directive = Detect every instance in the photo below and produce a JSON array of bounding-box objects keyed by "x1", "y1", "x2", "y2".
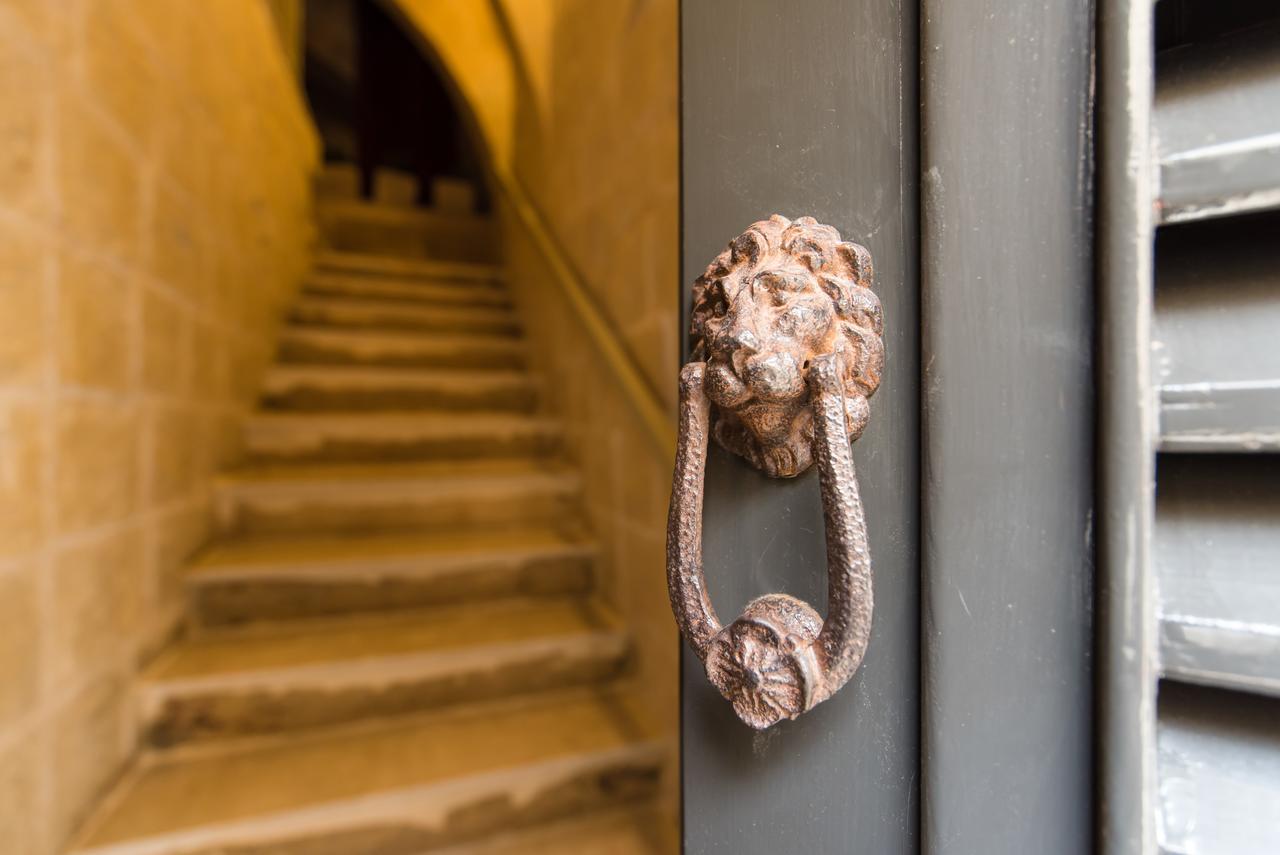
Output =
[
  {"x1": 690, "y1": 215, "x2": 882, "y2": 478},
  {"x1": 668, "y1": 216, "x2": 879, "y2": 729}
]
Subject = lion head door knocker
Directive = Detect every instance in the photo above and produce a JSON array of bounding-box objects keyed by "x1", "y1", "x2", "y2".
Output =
[{"x1": 666, "y1": 215, "x2": 883, "y2": 729}]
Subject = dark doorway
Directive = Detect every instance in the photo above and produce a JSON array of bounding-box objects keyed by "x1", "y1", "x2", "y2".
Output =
[{"x1": 303, "y1": 0, "x2": 488, "y2": 209}]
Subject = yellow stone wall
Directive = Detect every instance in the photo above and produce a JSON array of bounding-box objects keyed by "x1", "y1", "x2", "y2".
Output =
[
  {"x1": 503, "y1": 0, "x2": 680, "y2": 405},
  {"x1": 0, "y1": 2, "x2": 318, "y2": 850},
  {"x1": 494, "y1": 0, "x2": 681, "y2": 832}
]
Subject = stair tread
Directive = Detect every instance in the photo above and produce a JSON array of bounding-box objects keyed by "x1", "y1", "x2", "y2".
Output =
[
  {"x1": 260, "y1": 365, "x2": 539, "y2": 414},
  {"x1": 289, "y1": 297, "x2": 520, "y2": 337},
  {"x1": 276, "y1": 327, "x2": 527, "y2": 371},
  {"x1": 265, "y1": 364, "x2": 533, "y2": 388},
  {"x1": 214, "y1": 461, "x2": 578, "y2": 537},
  {"x1": 245, "y1": 411, "x2": 559, "y2": 444},
  {"x1": 315, "y1": 249, "x2": 501, "y2": 282},
  {"x1": 220, "y1": 457, "x2": 576, "y2": 486},
  {"x1": 294, "y1": 293, "x2": 516, "y2": 320},
  {"x1": 279, "y1": 326, "x2": 525, "y2": 350},
  {"x1": 190, "y1": 528, "x2": 593, "y2": 579},
  {"x1": 148, "y1": 598, "x2": 616, "y2": 682},
  {"x1": 317, "y1": 198, "x2": 492, "y2": 229},
  {"x1": 433, "y1": 809, "x2": 663, "y2": 854},
  {"x1": 74, "y1": 692, "x2": 658, "y2": 852},
  {"x1": 246, "y1": 410, "x2": 561, "y2": 433},
  {"x1": 305, "y1": 270, "x2": 509, "y2": 301},
  {"x1": 243, "y1": 412, "x2": 563, "y2": 463}
]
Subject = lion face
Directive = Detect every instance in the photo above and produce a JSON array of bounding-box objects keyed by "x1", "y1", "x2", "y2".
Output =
[
  {"x1": 700, "y1": 263, "x2": 840, "y2": 445},
  {"x1": 690, "y1": 215, "x2": 883, "y2": 477}
]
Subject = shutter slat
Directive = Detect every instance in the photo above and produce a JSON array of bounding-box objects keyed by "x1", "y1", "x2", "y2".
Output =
[
  {"x1": 1159, "y1": 384, "x2": 1280, "y2": 452},
  {"x1": 1155, "y1": 24, "x2": 1280, "y2": 224},
  {"x1": 1154, "y1": 216, "x2": 1280, "y2": 451},
  {"x1": 1157, "y1": 683, "x2": 1280, "y2": 855},
  {"x1": 1156, "y1": 457, "x2": 1280, "y2": 696}
]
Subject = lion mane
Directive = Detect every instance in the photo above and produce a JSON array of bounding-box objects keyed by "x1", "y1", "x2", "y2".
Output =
[{"x1": 689, "y1": 214, "x2": 884, "y2": 474}]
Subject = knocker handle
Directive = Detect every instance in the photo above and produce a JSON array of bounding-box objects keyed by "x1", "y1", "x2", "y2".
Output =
[
  {"x1": 666, "y1": 354, "x2": 874, "y2": 729},
  {"x1": 666, "y1": 362, "x2": 721, "y2": 656},
  {"x1": 666, "y1": 214, "x2": 881, "y2": 729}
]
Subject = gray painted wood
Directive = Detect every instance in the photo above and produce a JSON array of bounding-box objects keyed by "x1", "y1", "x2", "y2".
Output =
[
  {"x1": 680, "y1": 1, "x2": 918, "y2": 852},
  {"x1": 1156, "y1": 683, "x2": 1280, "y2": 854},
  {"x1": 1156, "y1": 456, "x2": 1280, "y2": 697},
  {"x1": 919, "y1": 3, "x2": 1095, "y2": 853},
  {"x1": 1155, "y1": 24, "x2": 1280, "y2": 224},
  {"x1": 1154, "y1": 216, "x2": 1280, "y2": 451},
  {"x1": 1150, "y1": 14, "x2": 1280, "y2": 855},
  {"x1": 1159, "y1": 384, "x2": 1280, "y2": 452},
  {"x1": 1098, "y1": 1, "x2": 1161, "y2": 852}
]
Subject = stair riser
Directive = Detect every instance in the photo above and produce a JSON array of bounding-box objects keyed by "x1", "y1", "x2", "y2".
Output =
[
  {"x1": 291, "y1": 304, "x2": 520, "y2": 336},
  {"x1": 305, "y1": 280, "x2": 510, "y2": 308},
  {"x1": 244, "y1": 431, "x2": 562, "y2": 465},
  {"x1": 216, "y1": 491, "x2": 582, "y2": 537},
  {"x1": 315, "y1": 259, "x2": 500, "y2": 286},
  {"x1": 191, "y1": 554, "x2": 594, "y2": 626},
  {"x1": 260, "y1": 385, "x2": 537, "y2": 413},
  {"x1": 143, "y1": 642, "x2": 630, "y2": 747},
  {"x1": 277, "y1": 337, "x2": 525, "y2": 370},
  {"x1": 323, "y1": 224, "x2": 496, "y2": 266},
  {"x1": 278, "y1": 342, "x2": 525, "y2": 371}
]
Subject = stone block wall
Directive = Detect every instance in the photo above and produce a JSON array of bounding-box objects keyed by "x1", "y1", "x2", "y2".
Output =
[
  {"x1": 501, "y1": 217, "x2": 677, "y2": 727},
  {"x1": 508, "y1": 0, "x2": 680, "y2": 409},
  {"x1": 0, "y1": 2, "x2": 318, "y2": 850}
]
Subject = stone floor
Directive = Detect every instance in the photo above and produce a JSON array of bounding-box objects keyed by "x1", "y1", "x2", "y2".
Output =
[{"x1": 67, "y1": 201, "x2": 667, "y2": 854}]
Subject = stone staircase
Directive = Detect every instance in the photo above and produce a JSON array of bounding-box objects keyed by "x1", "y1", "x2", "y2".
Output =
[{"x1": 68, "y1": 207, "x2": 666, "y2": 853}]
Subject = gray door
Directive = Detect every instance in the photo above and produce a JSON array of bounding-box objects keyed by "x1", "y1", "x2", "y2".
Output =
[{"x1": 680, "y1": 1, "x2": 1094, "y2": 852}]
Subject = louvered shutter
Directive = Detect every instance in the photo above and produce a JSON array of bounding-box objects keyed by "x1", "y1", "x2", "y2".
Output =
[
  {"x1": 1153, "y1": 18, "x2": 1280, "y2": 855},
  {"x1": 1102, "y1": 5, "x2": 1280, "y2": 854}
]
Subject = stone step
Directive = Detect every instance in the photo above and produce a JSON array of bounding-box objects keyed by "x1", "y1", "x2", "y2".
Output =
[
  {"x1": 141, "y1": 598, "x2": 629, "y2": 747},
  {"x1": 290, "y1": 295, "x2": 521, "y2": 336},
  {"x1": 244, "y1": 412, "x2": 563, "y2": 464},
  {"x1": 69, "y1": 691, "x2": 663, "y2": 855},
  {"x1": 314, "y1": 249, "x2": 501, "y2": 284},
  {"x1": 430, "y1": 808, "x2": 666, "y2": 854},
  {"x1": 304, "y1": 271, "x2": 511, "y2": 308},
  {"x1": 187, "y1": 529, "x2": 596, "y2": 626},
  {"x1": 277, "y1": 327, "x2": 527, "y2": 370},
  {"x1": 260, "y1": 365, "x2": 538, "y2": 412},
  {"x1": 214, "y1": 460, "x2": 582, "y2": 537},
  {"x1": 317, "y1": 200, "x2": 496, "y2": 264}
]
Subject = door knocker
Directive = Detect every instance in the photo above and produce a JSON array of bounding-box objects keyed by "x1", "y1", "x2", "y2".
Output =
[{"x1": 667, "y1": 215, "x2": 883, "y2": 729}]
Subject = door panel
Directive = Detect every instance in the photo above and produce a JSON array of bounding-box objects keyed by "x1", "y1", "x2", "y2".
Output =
[{"x1": 680, "y1": 2, "x2": 919, "y2": 851}]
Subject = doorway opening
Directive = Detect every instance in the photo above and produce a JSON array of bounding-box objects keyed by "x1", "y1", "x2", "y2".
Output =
[{"x1": 304, "y1": 0, "x2": 489, "y2": 211}]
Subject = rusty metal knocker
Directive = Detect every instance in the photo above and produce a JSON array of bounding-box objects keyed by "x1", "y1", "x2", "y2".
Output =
[{"x1": 667, "y1": 215, "x2": 883, "y2": 729}]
